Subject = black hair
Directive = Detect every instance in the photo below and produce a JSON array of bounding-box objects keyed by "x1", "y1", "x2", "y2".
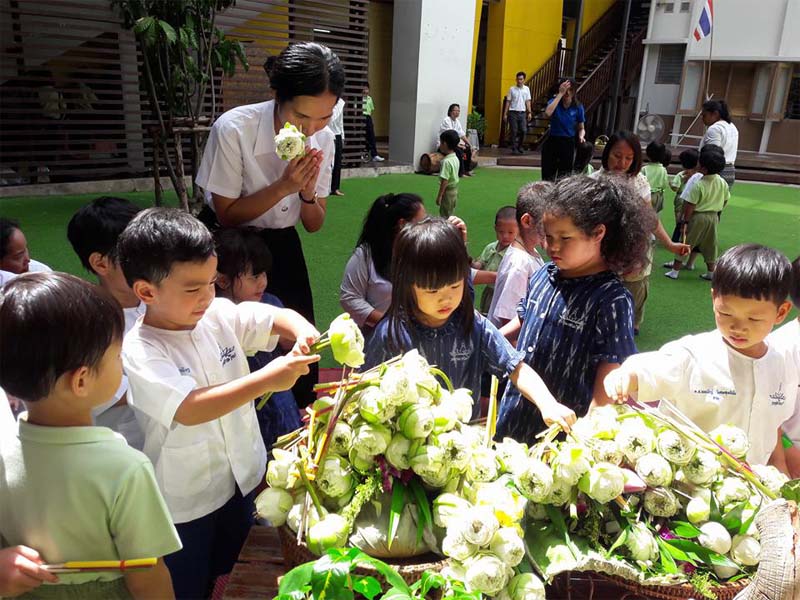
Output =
[
  {"x1": 386, "y1": 218, "x2": 473, "y2": 353},
  {"x1": 0, "y1": 272, "x2": 124, "y2": 402},
  {"x1": 356, "y1": 193, "x2": 424, "y2": 280},
  {"x1": 790, "y1": 256, "x2": 800, "y2": 309},
  {"x1": 495, "y1": 206, "x2": 517, "y2": 224},
  {"x1": 544, "y1": 176, "x2": 657, "y2": 274},
  {"x1": 440, "y1": 129, "x2": 460, "y2": 152},
  {"x1": 646, "y1": 141, "x2": 666, "y2": 163},
  {"x1": 269, "y1": 42, "x2": 345, "y2": 103},
  {"x1": 447, "y1": 103, "x2": 460, "y2": 117},
  {"x1": 702, "y1": 99, "x2": 732, "y2": 123},
  {"x1": 699, "y1": 144, "x2": 726, "y2": 175},
  {"x1": 679, "y1": 148, "x2": 699, "y2": 169},
  {"x1": 263, "y1": 55, "x2": 277, "y2": 78},
  {"x1": 712, "y1": 244, "x2": 792, "y2": 307},
  {"x1": 558, "y1": 78, "x2": 581, "y2": 107},
  {"x1": 574, "y1": 140, "x2": 594, "y2": 173},
  {"x1": 214, "y1": 227, "x2": 273, "y2": 291},
  {"x1": 516, "y1": 71, "x2": 526, "y2": 79},
  {"x1": 661, "y1": 146, "x2": 672, "y2": 168},
  {"x1": 601, "y1": 131, "x2": 643, "y2": 176},
  {"x1": 516, "y1": 181, "x2": 552, "y2": 226},
  {"x1": 117, "y1": 207, "x2": 215, "y2": 287},
  {"x1": 0, "y1": 217, "x2": 21, "y2": 260},
  {"x1": 67, "y1": 197, "x2": 142, "y2": 274}
]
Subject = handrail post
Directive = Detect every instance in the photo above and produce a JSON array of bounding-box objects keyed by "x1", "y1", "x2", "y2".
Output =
[
  {"x1": 570, "y1": 0, "x2": 584, "y2": 78},
  {"x1": 607, "y1": 0, "x2": 632, "y2": 134}
]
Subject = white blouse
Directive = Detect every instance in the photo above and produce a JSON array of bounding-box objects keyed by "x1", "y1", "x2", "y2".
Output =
[{"x1": 700, "y1": 120, "x2": 739, "y2": 165}]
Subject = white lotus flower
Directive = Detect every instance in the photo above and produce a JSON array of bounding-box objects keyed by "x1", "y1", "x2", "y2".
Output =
[
  {"x1": 410, "y1": 444, "x2": 448, "y2": 487},
  {"x1": 698, "y1": 521, "x2": 732, "y2": 554},
  {"x1": 573, "y1": 405, "x2": 619, "y2": 440},
  {"x1": 380, "y1": 365, "x2": 416, "y2": 406},
  {"x1": 465, "y1": 446, "x2": 499, "y2": 482},
  {"x1": 431, "y1": 403, "x2": 457, "y2": 433},
  {"x1": 506, "y1": 572, "x2": 546, "y2": 600},
  {"x1": 255, "y1": 487, "x2": 293, "y2": 526},
  {"x1": 714, "y1": 564, "x2": 739, "y2": 580},
  {"x1": 656, "y1": 429, "x2": 696, "y2": 465},
  {"x1": 552, "y1": 443, "x2": 591, "y2": 485},
  {"x1": 635, "y1": 453, "x2": 674, "y2": 487},
  {"x1": 686, "y1": 491, "x2": 711, "y2": 525},
  {"x1": 626, "y1": 522, "x2": 659, "y2": 562},
  {"x1": 710, "y1": 424, "x2": 750, "y2": 459},
  {"x1": 752, "y1": 464, "x2": 789, "y2": 496},
  {"x1": 385, "y1": 433, "x2": 412, "y2": 471},
  {"x1": 348, "y1": 448, "x2": 376, "y2": 473},
  {"x1": 307, "y1": 513, "x2": 350, "y2": 555},
  {"x1": 266, "y1": 448, "x2": 299, "y2": 489},
  {"x1": 683, "y1": 449, "x2": 721, "y2": 486},
  {"x1": 590, "y1": 439, "x2": 624, "y2": 465},
  {"x1": 328, "y1": 313, "x2": 365, "y2": 367},
  {"x1": 476, "y1": 481, "x2": 526, "y2": 527},
  {"x1": 464, "y1": 553, "x2": 511, "y2": 596},
  {"x1": 433, "y1": 493, "x2": 471, "y2": 528},
  {"x1": 526, "y1": 502, "x2": 548, "y2": 521},
  {"x1": 546, "y1": 476, "x2": 574, "y2": 506},
  {"x1": 489, "y1": 527, "x2": 525, "y2": 566},
  {"x1": 432, "y1": 430, "x2": 471, "y2": 472},
  {"x1": 731, "y1": 534, "x2": 760, "y2": 566},
  {"x1": 579, "y1": 462, "x2": 625, "y2": 504},
  {"x1": 316, "y1": 455, "x2": 354, "y2": 499},
  {"x1": 644, "y1": 487, "x2": 680, "y2": 517},
  {"x1": 514, "y1": 460, "x2": 554, "y2": 502},
  {"x1": 274, "y1": 122, "x2": 306, "y2": 160},
  {"x1": 357, "y1": 386, "x2": 393, "y2": 424},
  {"x1": 617, "y1": 418, "x2": 656, "y2": 464},
  {"x1": 715, "y1": 476, "x2": 751, "y2": 509},
  {"x1": 398, "y1": 404, "x2": 435, "y2": 439},
  {"x1": 329, "y1": 422, "x2": 353, "y2": 455},
  {"x1": 439, "y1": 388, "x2": 474, "y2": 423},
  {"x1": 286, "y1": 498, "x2": 325, "y2": 533},
  {"x1": 460, "y1": 505, "x2": 500, "y2": 547},
  {"x1": 351, "y1": 422, "x2": 392, "y2": 457},
  {"x1": 495, "y1": 438, "x2": 529, "y2": 474},
  {"x1": 441, "y1": 531, "x2": 478, "y2": 561}
]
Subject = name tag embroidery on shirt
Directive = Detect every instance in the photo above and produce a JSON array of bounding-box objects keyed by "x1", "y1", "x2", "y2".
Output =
[
  {"x1": 558, "y1": 309, "x2": 587, "y2": 331},
  {"x1": 449, "y1": 341, "x2": 472, "y2": 364},
  {"x1": 770, "y1": 384, "x2": 786, "y2": 406},
  {"x1": 178, "y1": 367, "x2": 192, "y2": 376},
  {"x1": 220, "y1": 345, "x2": 237, "y2": 366}
]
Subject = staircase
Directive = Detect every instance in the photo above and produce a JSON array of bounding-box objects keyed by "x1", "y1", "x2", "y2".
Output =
[{"x1": 499, "y1": 0, "x2": 650, "y2": 150}]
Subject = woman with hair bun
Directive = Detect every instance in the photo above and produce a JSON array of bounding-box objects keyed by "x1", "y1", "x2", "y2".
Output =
[
  {"x1": 196, "y1": 41, "x2": 345, "y2": 406},
  {"x1": 699, "y1": 99, "x2": 739, "y2": 188}
]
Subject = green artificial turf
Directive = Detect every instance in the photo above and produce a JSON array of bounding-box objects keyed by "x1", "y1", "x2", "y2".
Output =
[{"x1": 2, "y1": 168, "x2": 798, "y2": 368}]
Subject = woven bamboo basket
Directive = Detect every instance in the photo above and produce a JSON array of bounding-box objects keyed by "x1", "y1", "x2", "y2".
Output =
[
  {"x1": 277, "y1": 526, "x2": 449, "y2": 587},
  {"x1": 596, "y1": 573, "x2": 748, "y2": 600}
]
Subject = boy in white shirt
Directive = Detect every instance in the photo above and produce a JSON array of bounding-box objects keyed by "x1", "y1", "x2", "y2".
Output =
[
  {"x1": 67, "y1": 196, "x2": 145, "y2": 449},
  {"x1": 488, "y1": 182, "x2": 550, "y2": 330},
  {"x1": 118, "y1": 208, "x2": 319, "y2": 599},
  {"x1": 605, "y1": 244, "x2": 795, "y2": 469}
]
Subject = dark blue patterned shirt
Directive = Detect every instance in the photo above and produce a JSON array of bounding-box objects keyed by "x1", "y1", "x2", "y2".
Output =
[
  {"x1": 496, "y1": 263, "x2": 636, "y2": 443},
  {"x1": 364, "y1": 309, "x2": 525, "y2": 418}
]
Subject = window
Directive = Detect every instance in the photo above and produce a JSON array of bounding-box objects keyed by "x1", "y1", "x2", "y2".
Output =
[
  {"x1": 655, "y1": 45, "x2": 685, "y2": 85},
  {"x1": 680, "y1": 2, "x2": 691, "y2": 12},
  {"x1": 663, "y1": 2, "x2": 675, "y2": 13},
  {"x1": 785, "y1": 70, "x2": 800, "y2": 119}
]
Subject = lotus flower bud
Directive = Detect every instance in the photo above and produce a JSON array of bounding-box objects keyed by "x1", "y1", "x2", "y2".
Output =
[
  {"x1": 432, "y1": 430, "x2": 471, "y2": 472},
  {"x1": 730, "y1": 534, "x2": 760, "y2": 566},
  {"x1": 398, "y1": 404, "x2": 435, "y2": 439},
  {"x1": 698, "y1": 521, "x2": 732, "y2": 555},
  {"x1": 682, "y1": 449, "x2": 721, "y2": 486},
  {"x1": 433, "y1": 493, "x2": 471, "y2": 528},
  {"x1": 460, "y1": 505, "x2": 500, "y2": 547},
  {"x1": 307, "y1": 513, "x2": 350, "y2": 555},
  {"x1": 329, "y1": 421, "x2": 353, "y2": 455},
  {"x1": 506, "y1": 572, "x2": 546, "y2": 600},
  {"x1": 441, "y1": 531, "x2": 478, "y2": 561},
  {"x1": 266, "y1": 448, "x2": 299, "y2": 489},
  {"x1": 617, "y1": 418, "x2": 656, "y2": 464},
  {"x1": 590, "y1": 439, "x2": 623, "y2": 465},
  {"x1": 328, "y1": 313, "x2": 365, "y2": 367},
  {"x1": 385, "y1": 433, "x2": 412, "y2": 471},
  {"x1": 357, "y1": 386, "x2": 392, "y2": 424},
  {"x1": 495, "y1": 438, "x2": 529, "y2": 474},
  {"x1": 714, "y1": 477, "x2": 751, "y2": 509},
  {"x1": 255, "y1": 487, "x2": 293, "y2": 526},
  {"x1": 552, "y1": 444, "x2": 591, "y2": 485},
  {"x1": 275, "y1": 122, "x2": 306, "y2": 160},
  {"x1": 626, "y1": 522, "x2": 659, "y2": 562},
  {"x1": 316, "y1": 455, "x2": 354, "y2": 499},
  {"x1": 489, "y1": 527, "x2": 525, "y2": 566},
  {"x1": 515, "y1": 460, "x2": 554, "y2": 503},
  {"x1": 751, "y1": 464, "x2": 789, "y2": 496},
  {"x1": 440, "y1": 388, "x2": 474, "y2": 423},
  {"x1": 710, "y1": 424, "x2": 749, "y2": 459},
  {"x1": 465, "y1": 446, "x2": 499, "y2": 482},
  {"x1": 656, "y1": 429, "x2": 696, "y2": 465},
  {"x1": 579, "y1": 462, "x2": 625, "y2": 504},
  {"x1": 351, "y1": 422, "x2": 392, "y2": 457},
  {"x1": 686, "y1": 492, "x2": 711, "y2": 525},
  {"x1": 643, "y1": 487, "x2": 680, "y2": 517},
  {"x1": 463, "y1": 553, "x2": 511, "y2": 596},
  {"x1": 635, "y1": 453, "x2": 674, "y2": 487}
]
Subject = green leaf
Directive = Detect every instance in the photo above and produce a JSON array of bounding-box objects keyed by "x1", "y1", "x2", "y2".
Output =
[
  {"x1": 664, "y1": 539, "x2": 739, "y2": 570},
  {"x1": 133, "y1": 15, "x2": 155, "y2": 35},
  {"x1": 354, "y1": 556, "x2": 411, "y2": 595},
  {"x1": 605, "y1": 526, "x2": 628, "y2": 558},
  {"x1": 721, "y1": 502, "x2": 747, "y2": 533},
  {"x1": 656, "y1": 538, "x2": 679, "y2": 574},
  {"x1": 544, "y1": 504, "x2": 582, "y2": 558},
  {"x1": 352, "y1": 575, "x2": 382, "y2": 600},
  {"x1": 387, "y1": 483, "x2": 405, "y2": 550},
  {"x1": 417, "y1": 570, "x2": 444, "y2": 596},
  {"x1": 158, "y1": 20, "x2": 177, "y2": 43},
  {"x1": 780, "y1": 478, "x2": 800, "y2": 502},
  {"x1": 670, "y1": 521, "x2": 701, "y2": 538},
  {"x1": 278, "y1": 562, "x2": 315, "y2": 595},
  {"x1": 709, "y1": 490, "x2": 722, "y2": 523},
  {"x1": 380, "y1": 587, "x2": 413, "y2": 600},
  {"x1": 739, "y1": 499, "x2": 761, "y2": 536},
  {"x1": 659, "y1": 539, "x2": 697, "y2": 564},
  {"x1": 409, "y1": 479, "x2": 432, "y2": 548},
  {"x1": 310, "y1": 554, "x2": 353, "y2": 600}
]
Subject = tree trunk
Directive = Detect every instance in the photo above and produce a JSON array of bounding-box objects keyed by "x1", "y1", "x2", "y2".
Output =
[
  {"x1": 172, "y1": 132, "x2": 189, "y2": 211},
  {"x1": 151, "y1": 130, "x2": 163, "y2": 207}
]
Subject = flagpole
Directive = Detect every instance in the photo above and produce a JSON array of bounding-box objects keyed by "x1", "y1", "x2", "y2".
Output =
[{"x1": 704, "y1": 0, "x2": 714, "y2": 99}]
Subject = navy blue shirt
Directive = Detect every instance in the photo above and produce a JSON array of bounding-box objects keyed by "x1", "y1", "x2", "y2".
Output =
[
  {"x1": 496, "y1": 263, "x2": 636, "y2": 443},
  {"x1": 547, "y1": 98, "x2": 585, "y2": 138},
  {"x1": 364, "y1": 309, "x2": 525, "y2": 418}
]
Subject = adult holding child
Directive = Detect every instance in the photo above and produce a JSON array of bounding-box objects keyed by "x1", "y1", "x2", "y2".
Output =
[
  {"x1": 196, "y1": 41, "x2": 344, "y2": 406},
  {"x1": 542, "y1": 78, "x2": 585, "y2": 181},
  {"x1": 438, "y1": 103, "x2": 473, "y2": 177}
]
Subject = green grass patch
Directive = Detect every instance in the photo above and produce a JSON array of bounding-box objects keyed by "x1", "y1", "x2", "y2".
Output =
[{"x1": 2, "y1": 169, "x2": 798, "y2": 367}]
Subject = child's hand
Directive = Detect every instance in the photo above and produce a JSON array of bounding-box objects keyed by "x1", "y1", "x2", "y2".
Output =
[
  {"x1": 263, "y1": 353, "x2": 320, "y2": 392},
  {"x1": 447, "y1": 216, "x2": 468, "y2": 243},
  {"x1": 539, "y1": 400, "x2": 577, "y2": 433},
  {"x1": 293, "y1": 326, "x2": 321, "y2": 355},
  {"x1": 603, "y1": 369, "x2": 637, "y2": 403},
  {"x1": 0, "y1": 546, "x2": 58, "y2": 597}
]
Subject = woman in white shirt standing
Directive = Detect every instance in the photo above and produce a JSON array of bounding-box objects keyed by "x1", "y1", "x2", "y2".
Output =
[
  {"x1": 699, "y1": 99, "x2": 739, "y2": 188},
  {"x1": 329, "y1": 97, "x2": 346, "y2": 196},
  {"x1": 439, "y1": 103, "x2": 473, "y2": 177},
  {"x1": 196, "y1": 42, "x2": 344, "y2": 406}
]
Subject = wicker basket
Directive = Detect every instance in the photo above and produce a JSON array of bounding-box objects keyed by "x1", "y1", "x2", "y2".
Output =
[
  {"x1": 596, "y1": 572, "x2": 749, "y2": 600},
  {"x1": 277, "y1": 526, "x2": 449, "y2": 587}
]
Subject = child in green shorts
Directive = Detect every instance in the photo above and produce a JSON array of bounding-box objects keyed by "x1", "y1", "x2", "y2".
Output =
[
  {"x1": 665, "y1": 145, "x2": 729, "y2": 280},
  {"x1": 436, "y1": 129, "x2": 460, "y2": 218},
  {"x1": 642, "y1": 141, "x2": 670, "y2": 213},
  {"x1": 472, "y1": 205, "x2": 518, "y2": 313}
]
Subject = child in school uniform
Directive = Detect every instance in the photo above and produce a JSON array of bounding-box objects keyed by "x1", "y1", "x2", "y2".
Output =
[
  {"x1": 487, "y1": 182, "x2": 550, "y2": 329},
  {"x1": 67, "y1": 196, "x2": 145, "y2": 449},
  {"x1": 666, "y1": 149, "x2": 699, "y2": 249},
  {"x1": 117, "y1": 208, "x2": 320, "y2": 599},
  {"x1": 606, "y1": 244, "x2": 796, "y2": 470},
  {"x1": 472, "y1": 205, "x2": 518, "y2": 314},
  {"x1": 436, "y1": 129, "x2": 461, "y2": 218},
  {"x1": 642, "y1": 141, "x2": 670, "y2": 213},
  {"x1": 0, "y1": 217, "x2": 51, "y2": 274},
  {"x1": 665, "y1": 144, "x2": 729, "y2": 281},
  {"x1": 0, "y1": 273, "x2": 182, "y2": 599},
  {"x1": 573, "y1": 140, "x2": 595, "y2": 175}
]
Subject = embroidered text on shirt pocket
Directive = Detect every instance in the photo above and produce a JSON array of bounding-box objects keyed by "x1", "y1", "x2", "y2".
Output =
[{"x1": 162, "y1": 441, "x2": 212, "y2": 498}]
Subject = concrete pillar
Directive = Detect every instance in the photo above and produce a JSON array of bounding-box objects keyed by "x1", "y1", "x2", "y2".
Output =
[{"x1": 388, "y1": 0, "x2": 476, "y2": 169}]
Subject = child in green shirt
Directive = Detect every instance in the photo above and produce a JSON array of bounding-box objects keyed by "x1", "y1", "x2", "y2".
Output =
[
  {"x1": 436, "y1": 129, "x2": 460, "y2": 218},
  {"x1": 642, "y1": 141, "x2": 670, "y2": 213},
  {"x1": 362, "y1": 84, "x2": 383, "y2": 162},
  {"x1": 472, "y1": 205, "x2": 518, "y2": 313},
  {"x1": 574, "y1": 140, "x2": 595, "y2": 175}
]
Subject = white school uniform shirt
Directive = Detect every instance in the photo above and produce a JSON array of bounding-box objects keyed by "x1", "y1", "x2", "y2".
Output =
[
  {"x1": 329, "y1": 98, "x2": 345, "y2": 138},
  {"x1": 339, "y1": 245, "x2": 392, "y2": 328},
  {"x1": 195, "y1": 99, "x2": 334, "y2": 230},
  {"x1": 768, "y1": 319, "x2": 800, "y2": 444},
  {"x1": 506, "y1": 85, "x2": 531, "y2": 111},
  {"x1": 700, "y1": 120, "x2": 738, "y2": 164},
  {"x1": 0, "y1": 387, "x2": 15, "y2": 435},
  {"x1": 624, "y1": 330, "x2": 798, "y2": 465},
  {"x1": 438, "y1": 116, "x2": 465, "y2": 139},
  {"x1": 122, "y1": 298, "x2": 276, "y2": 523},
  {"x1": 487, "y1": 246, "x2": 544, "y2": 327}
]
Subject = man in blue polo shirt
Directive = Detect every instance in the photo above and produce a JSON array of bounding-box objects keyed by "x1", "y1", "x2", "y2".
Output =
[{"x1": 542, "y1": 79, "x2": 585, "y2": 181}]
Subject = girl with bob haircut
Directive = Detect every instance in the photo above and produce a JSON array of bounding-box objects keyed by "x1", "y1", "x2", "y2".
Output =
[
  {"x1": 363, "y1": 218, "x2": 575, "y2": 428},
  {"x1": 196, "y1": 41, "x2": 345, "y2": 407},
  {"x1": 340, "y1": 193, "x2": 426, "y2": 333},
  {"x1": 496, "y1": 176, "x2": 655, "y2": 444}
]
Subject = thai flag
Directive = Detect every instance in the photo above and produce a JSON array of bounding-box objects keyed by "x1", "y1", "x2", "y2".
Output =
[{"x1": 693, "y1": 0, "x2": 713, "y2": 41}]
